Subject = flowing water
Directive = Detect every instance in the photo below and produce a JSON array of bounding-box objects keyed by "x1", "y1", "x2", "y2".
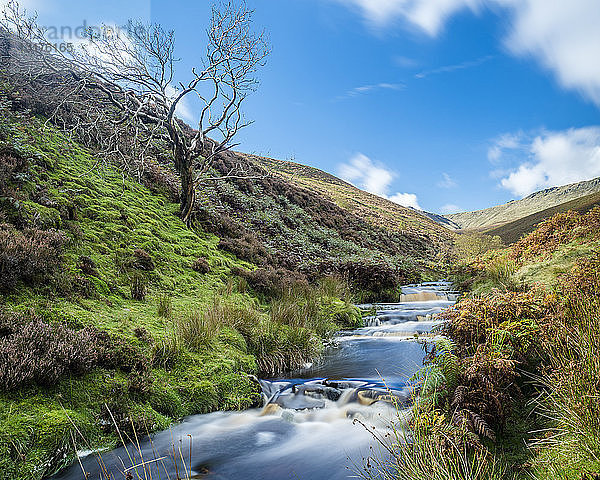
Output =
[{"x1": 52, "y1": 282, "x2": 458, "y2": 480}]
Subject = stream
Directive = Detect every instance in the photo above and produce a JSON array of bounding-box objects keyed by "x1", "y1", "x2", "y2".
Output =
[{"x1": 52, "y1": 282, "x2": 458, "y2": 480}]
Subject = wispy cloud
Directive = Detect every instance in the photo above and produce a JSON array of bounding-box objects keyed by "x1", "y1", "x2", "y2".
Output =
[
  {"x1": 437, "y1": 172, "x2": 458, "y2": 188},
  {"x1": 415, "y1": 55, "x2": 493, "y2": 79},
  {"x1": 337, "y1": 82, "x2": 405, "y2": 100},
  {"x1": 338, "y1": 55, "x2": 490, "y2": 101},
  {"x1": 489, "y1": 126, "x2": 600, "y2": 197},
  {"x1": 393, "y1": 55, "x2": 419, "y2": 68},
  {"x1": 338, "y1": 153, "x2": 422, "y2": 209},
  {"x1": 330, "y1": 0, "x2": 600, "y2": 108},
  {"x1": 487, "y1": 131, "x2": 525, "y2": 163}
]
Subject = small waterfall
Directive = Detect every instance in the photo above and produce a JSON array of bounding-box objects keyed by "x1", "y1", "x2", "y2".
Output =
[{"x1": 399, "y1": 291, "x2": 445, "y2": 302}]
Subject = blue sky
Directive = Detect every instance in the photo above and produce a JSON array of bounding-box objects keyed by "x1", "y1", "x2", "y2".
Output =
[{"x1": 9, "y1": 0, "x2": 600, "y2": 213}]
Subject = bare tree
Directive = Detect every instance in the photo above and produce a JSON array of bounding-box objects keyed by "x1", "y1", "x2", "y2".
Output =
[{"x1": 0, "y1": 0, "x2": 269, "y2": 224}]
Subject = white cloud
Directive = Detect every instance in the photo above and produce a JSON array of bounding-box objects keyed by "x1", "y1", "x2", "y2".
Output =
[
  {"x1": 333, "y1": 0, "x2": 481, "y2": 35},
  {"x1": 440, "y1": 203, "x2": 463, "y2": 214},
  {"x1": 338, "y1": 152, "x2": 422, "y2": 209},
  {"x1": 437, "y1": 172, "x2": 457, "y2": 188},
  {"x1": 339, "y1": 153, "x2": 394, "y2": 196},
  {"x1": 492, "y1": 126, "x2": 600, "y2": 197},
  {"x1": 389, "y1": 192, "x2": 422, "y2": 209},
  {"x1": 332, "y1": 0, "x2": 600, "y2": 107},
  {"x1": 499, "y1": 0, "x2": 600, "y2": 106}
]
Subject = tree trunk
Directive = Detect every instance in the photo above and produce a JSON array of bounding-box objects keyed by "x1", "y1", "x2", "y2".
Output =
[{"x1": 176, "y1": 151, "x2": 196, "y2": 225}]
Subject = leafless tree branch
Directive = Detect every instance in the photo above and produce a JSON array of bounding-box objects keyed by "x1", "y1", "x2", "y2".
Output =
[{"x1": 0, "y1": 0, "x2": 269, "y2": 224}]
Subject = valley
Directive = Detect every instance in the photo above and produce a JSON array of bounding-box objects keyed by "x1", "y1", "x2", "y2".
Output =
[{"x1": 1, "y1": 4, "x2": 600, "y2": 480}]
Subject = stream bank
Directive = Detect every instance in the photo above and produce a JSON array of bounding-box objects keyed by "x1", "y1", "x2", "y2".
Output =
[{"x1": 52, "y1": 282, "x2": 458, "y2": 480}]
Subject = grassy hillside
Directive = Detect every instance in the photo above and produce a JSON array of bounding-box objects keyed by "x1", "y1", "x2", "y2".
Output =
[
  {"x1": 0, "y1": 28, "x2": 449, "y2": 302},
  {"x1": 247, "y1": 154, "x2": 454, "y2": 245},
  {"x1": 445, "y1": 176, "x2": 600, "y2": 230},
  {"x1": 0, "y1": 105, "x2": 363, "y2": 480},
  {"x1": 192, "y1": 151, "x2": 442, "y2": 299},
  {"x1": 485, "y1": 190, "x2": 600, "y2": 244}
]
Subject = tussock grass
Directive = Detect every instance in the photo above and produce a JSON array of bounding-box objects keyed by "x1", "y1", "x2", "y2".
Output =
[
  {"x1": 156, "y1": 293, "x2": 173, "y2": 318},
  {"x1": 172, "y1": 307, "x2": 221, "y2": 351},
  {"x1": 270, "y1": 286, "x2": 325, "y2": 332},
  {"x1": 269, "y1": 276, "x2": 360, "y2": 337},
  {"x1": 171, "y1": 297, "x2": 258, "y2": 351},
  {"x1": 378, "y1": 438, "x2": 509, "y2": 480},
  {"x1": 246, "y1": 318, "x2": 320, "y2": 375},
  {"x1": 318, "y1": 275, "x2": 352, "y2": 302},
  {"x1": 531, "y1": 254, "x2": 600, "y2": 478},
  {"x1": 486, "y1": 256, "x2": 517, "y2": 287},
  {"x1": 168, "y1": 291, "x2": 338, "y2": 375}
]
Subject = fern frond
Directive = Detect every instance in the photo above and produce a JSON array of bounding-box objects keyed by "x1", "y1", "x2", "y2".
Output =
[{"x1": 465, "y1": 410, "x2": 496, "y2": 441}]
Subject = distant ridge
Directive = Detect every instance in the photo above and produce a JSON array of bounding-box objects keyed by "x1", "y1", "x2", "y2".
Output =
[
  {"x1": 485, "y1": 190, "x2": 600, "y2": 244},
  {"x1": 445, "y1": 177, "x2": 600, "y2": 230}
]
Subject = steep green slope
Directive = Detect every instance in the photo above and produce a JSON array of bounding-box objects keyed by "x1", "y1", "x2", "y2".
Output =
[
  {"x1": 485, "y1": 190, "x2": 600, "y2": 244},
  {"x1": 0, "y1": 27, "x2": 447, "y2": 293},
  {"x1": 445, "y1": 177, "x2": 600, "y2": 230},
  {"x1": 0, "y1": 108, "x2": 360, "y2": 480}
]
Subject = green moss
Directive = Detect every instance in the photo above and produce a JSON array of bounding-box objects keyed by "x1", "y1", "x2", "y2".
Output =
[
  {"x1": 218, "y1": 327, "x2": 249, "y2": 353},
  {"x1": 147, "y1": 379, "x2": 185, "y2": 418},
  {"x1": 0, "y1": 392, "x2": 100, "y2": 480},
  {"x1": 0, "y1": 110, "x2": 365, "y2": 480},
  {"x1": 19, "y1": 201, "x2": 62, "y2": 229},
  {"x1": 320, "y1": 299, "x2": 362, "y2": 329}
]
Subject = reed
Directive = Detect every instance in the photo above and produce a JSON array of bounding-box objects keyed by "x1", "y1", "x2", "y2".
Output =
[{"x1": 70, "y1": 405, "x2": 194, "y2": 480}]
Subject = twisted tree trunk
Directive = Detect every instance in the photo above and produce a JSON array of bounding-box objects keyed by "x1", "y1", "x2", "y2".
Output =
[{"x1": 179, "y1": 157, "x2": 196, "y2": 225}]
